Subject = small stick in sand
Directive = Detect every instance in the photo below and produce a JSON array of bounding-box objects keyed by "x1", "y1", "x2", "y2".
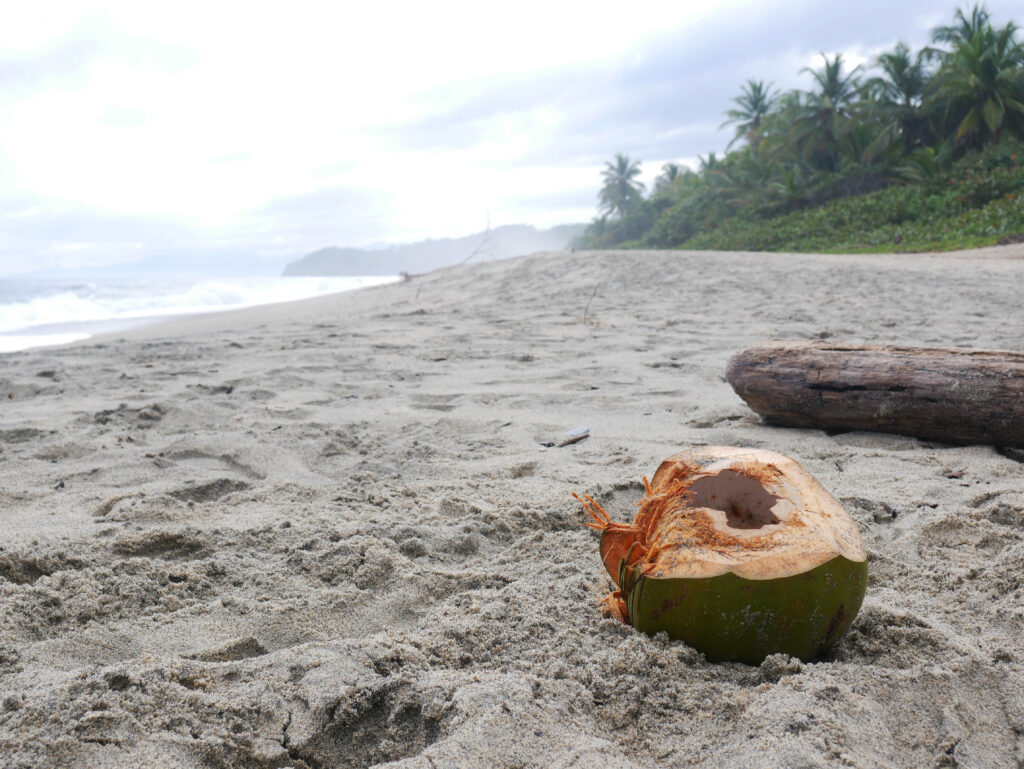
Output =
[{"x1": 581, "y1": 283, "x2": 602, "y2": 326}]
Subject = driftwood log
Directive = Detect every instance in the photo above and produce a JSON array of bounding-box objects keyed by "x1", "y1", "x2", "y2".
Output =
[{"x1": 725, "y1": 341, "x2": 1024, "y2": 448}]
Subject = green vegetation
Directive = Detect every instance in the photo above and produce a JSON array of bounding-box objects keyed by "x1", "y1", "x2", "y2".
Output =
[
  {"x1": 581, "y1": 5, "x2": 1024, "y2": 253},
  {"x1": 598, "y1": 153, "x2": 645, "y2": 218}
]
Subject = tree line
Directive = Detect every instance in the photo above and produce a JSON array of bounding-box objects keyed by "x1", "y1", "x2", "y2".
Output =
[{"x1": 583, "y1": 4, "x2": 1024, "y2": 249}]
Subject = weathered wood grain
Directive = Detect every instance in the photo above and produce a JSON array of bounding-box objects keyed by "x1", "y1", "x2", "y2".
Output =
[{"x1": 725, "y1": 341, "x2": 1024, "y2": 448}]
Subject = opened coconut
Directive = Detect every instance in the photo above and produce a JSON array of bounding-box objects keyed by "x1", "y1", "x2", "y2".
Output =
[{"x1": 576, "y1": 446, "x2": 867, "y2": 664}]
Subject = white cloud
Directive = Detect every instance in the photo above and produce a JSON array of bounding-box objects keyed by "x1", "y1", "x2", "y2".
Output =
[{"x1": 1, "y1": 1, "x2": 760, "y2": 223}]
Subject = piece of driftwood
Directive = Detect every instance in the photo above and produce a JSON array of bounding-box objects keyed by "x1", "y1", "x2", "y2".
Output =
[{"x1": 725, "y1": 341, "x2": 1024, "y2": 448}]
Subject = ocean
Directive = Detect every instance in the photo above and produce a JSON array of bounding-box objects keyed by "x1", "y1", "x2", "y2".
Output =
[{"x1": 0, "y1": 275, "x2": 398, "y2": 354}]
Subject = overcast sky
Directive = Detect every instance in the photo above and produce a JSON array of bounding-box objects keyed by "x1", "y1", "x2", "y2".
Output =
[{"x1": 1, "y1": 0, "x2": 1020, "y2": 276}]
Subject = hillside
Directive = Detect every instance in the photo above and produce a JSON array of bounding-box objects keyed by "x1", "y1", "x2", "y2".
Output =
[{"x1": 582, "y1": 7, "x2": 1024, "y2": 254}]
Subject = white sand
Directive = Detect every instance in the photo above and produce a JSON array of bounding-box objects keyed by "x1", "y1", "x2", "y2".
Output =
[{"x1": 1, "y1": 247, "x2": 1023, "y2": 768}]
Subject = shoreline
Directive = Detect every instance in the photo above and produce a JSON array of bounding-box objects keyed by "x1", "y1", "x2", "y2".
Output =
[
  {"x1": 45, "y1": 241, "x2": 1021, "y2": 355},
  {"x1": 0, "y1": 274, "x2": 400, "y2": 355},
  {"x1": 1, "y1": 247, "x2": 1023, "y2": 768},
  {"x1": 78, "y1": 241, "x2": 1024, "y2": 344}
]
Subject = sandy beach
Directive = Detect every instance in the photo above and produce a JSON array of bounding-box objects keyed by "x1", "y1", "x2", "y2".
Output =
[{"x1": 2, "y1": 246, "x2": 1024, "y2": 768}]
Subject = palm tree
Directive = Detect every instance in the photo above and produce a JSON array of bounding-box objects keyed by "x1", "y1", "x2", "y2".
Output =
[
  {"x1": 653, "y1": 162, "x2": 686, "y2": 195},
  {"x1": 891, "y1": 145, "x2": 952, "y2": 183},
  {"x1": 721, "y1": 80, "x2": 777, "y2": 149},
  {"x1": 765, "y1": 163, "x2": 810, "y2": 210},
  {"x1": 792, "y1": 54, "x2": 863, "y2": 170},
  {"x1": 658, "y1": 162, "x2": 681, "y2": 183},
  {"x1": 869, "y1": 43, "x2": 929, "y2": 108},
  {"x1": 756, "y1": 90, "x2": 804, "y2": 155},
  {"x1": 930, "y1": 20, "x2": 1024, "y2": 145},
  {"x1": 696, "y1": 152, "x2": 729, "y2": 194},
  {"x1": 864, "y1": 42, "x2": 931, "y2": 156},
  {"x1": 710, "y1": 148, "x2": 777, "y2": 208},
  {"x1": 698, "y1": 152, "x2": 724, "y2": 175},
  {"x1": 802, "y1": 53, "x2": 862, "y2": 109},
  {"x1": 932, "y1": 4, "x2": 990, "y2": 46},
  {"x1": 598, "y1": 154, "x2": 645, "y2": 218}
]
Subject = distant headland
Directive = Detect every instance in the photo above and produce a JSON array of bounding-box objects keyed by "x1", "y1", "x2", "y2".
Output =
[{"x1": 282, "y1": 223, "x2": 586, "y2": 276}]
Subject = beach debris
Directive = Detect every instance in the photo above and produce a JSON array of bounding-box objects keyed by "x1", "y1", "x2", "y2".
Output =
[
  {"x1": 581, "y1": 282, "x2": 602, "y2": 326},
  {"x1": 872, "y1": 502, "x2": 899, "y2": 524},
  {"x1": 726, "y1": 341, "x2": 1024, "y2": 448},
  {"x1": 557, "y1": 426, "x2": 590, "y2": 447},
  {"x1": 575, "y1": 446, "x2": 867, "y2": 664}
]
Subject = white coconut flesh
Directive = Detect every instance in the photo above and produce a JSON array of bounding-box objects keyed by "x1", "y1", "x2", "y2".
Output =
[{"x1": 641, "y1": 446, "x2": 867, "y2": 581}]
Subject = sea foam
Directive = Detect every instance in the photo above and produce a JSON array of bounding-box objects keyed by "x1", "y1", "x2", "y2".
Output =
[{"x1": 0, "y1": 275, "x2": 397, "y2": 353}]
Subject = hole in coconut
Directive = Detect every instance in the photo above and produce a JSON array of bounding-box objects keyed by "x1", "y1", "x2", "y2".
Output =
[{"x1": 686, "y1": 470, "x2": 782, "y2": 529}]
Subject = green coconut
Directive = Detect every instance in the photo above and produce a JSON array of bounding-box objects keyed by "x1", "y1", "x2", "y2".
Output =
[{"x1": 576, "y1": 446, "x2": 867, "y2": 665}]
